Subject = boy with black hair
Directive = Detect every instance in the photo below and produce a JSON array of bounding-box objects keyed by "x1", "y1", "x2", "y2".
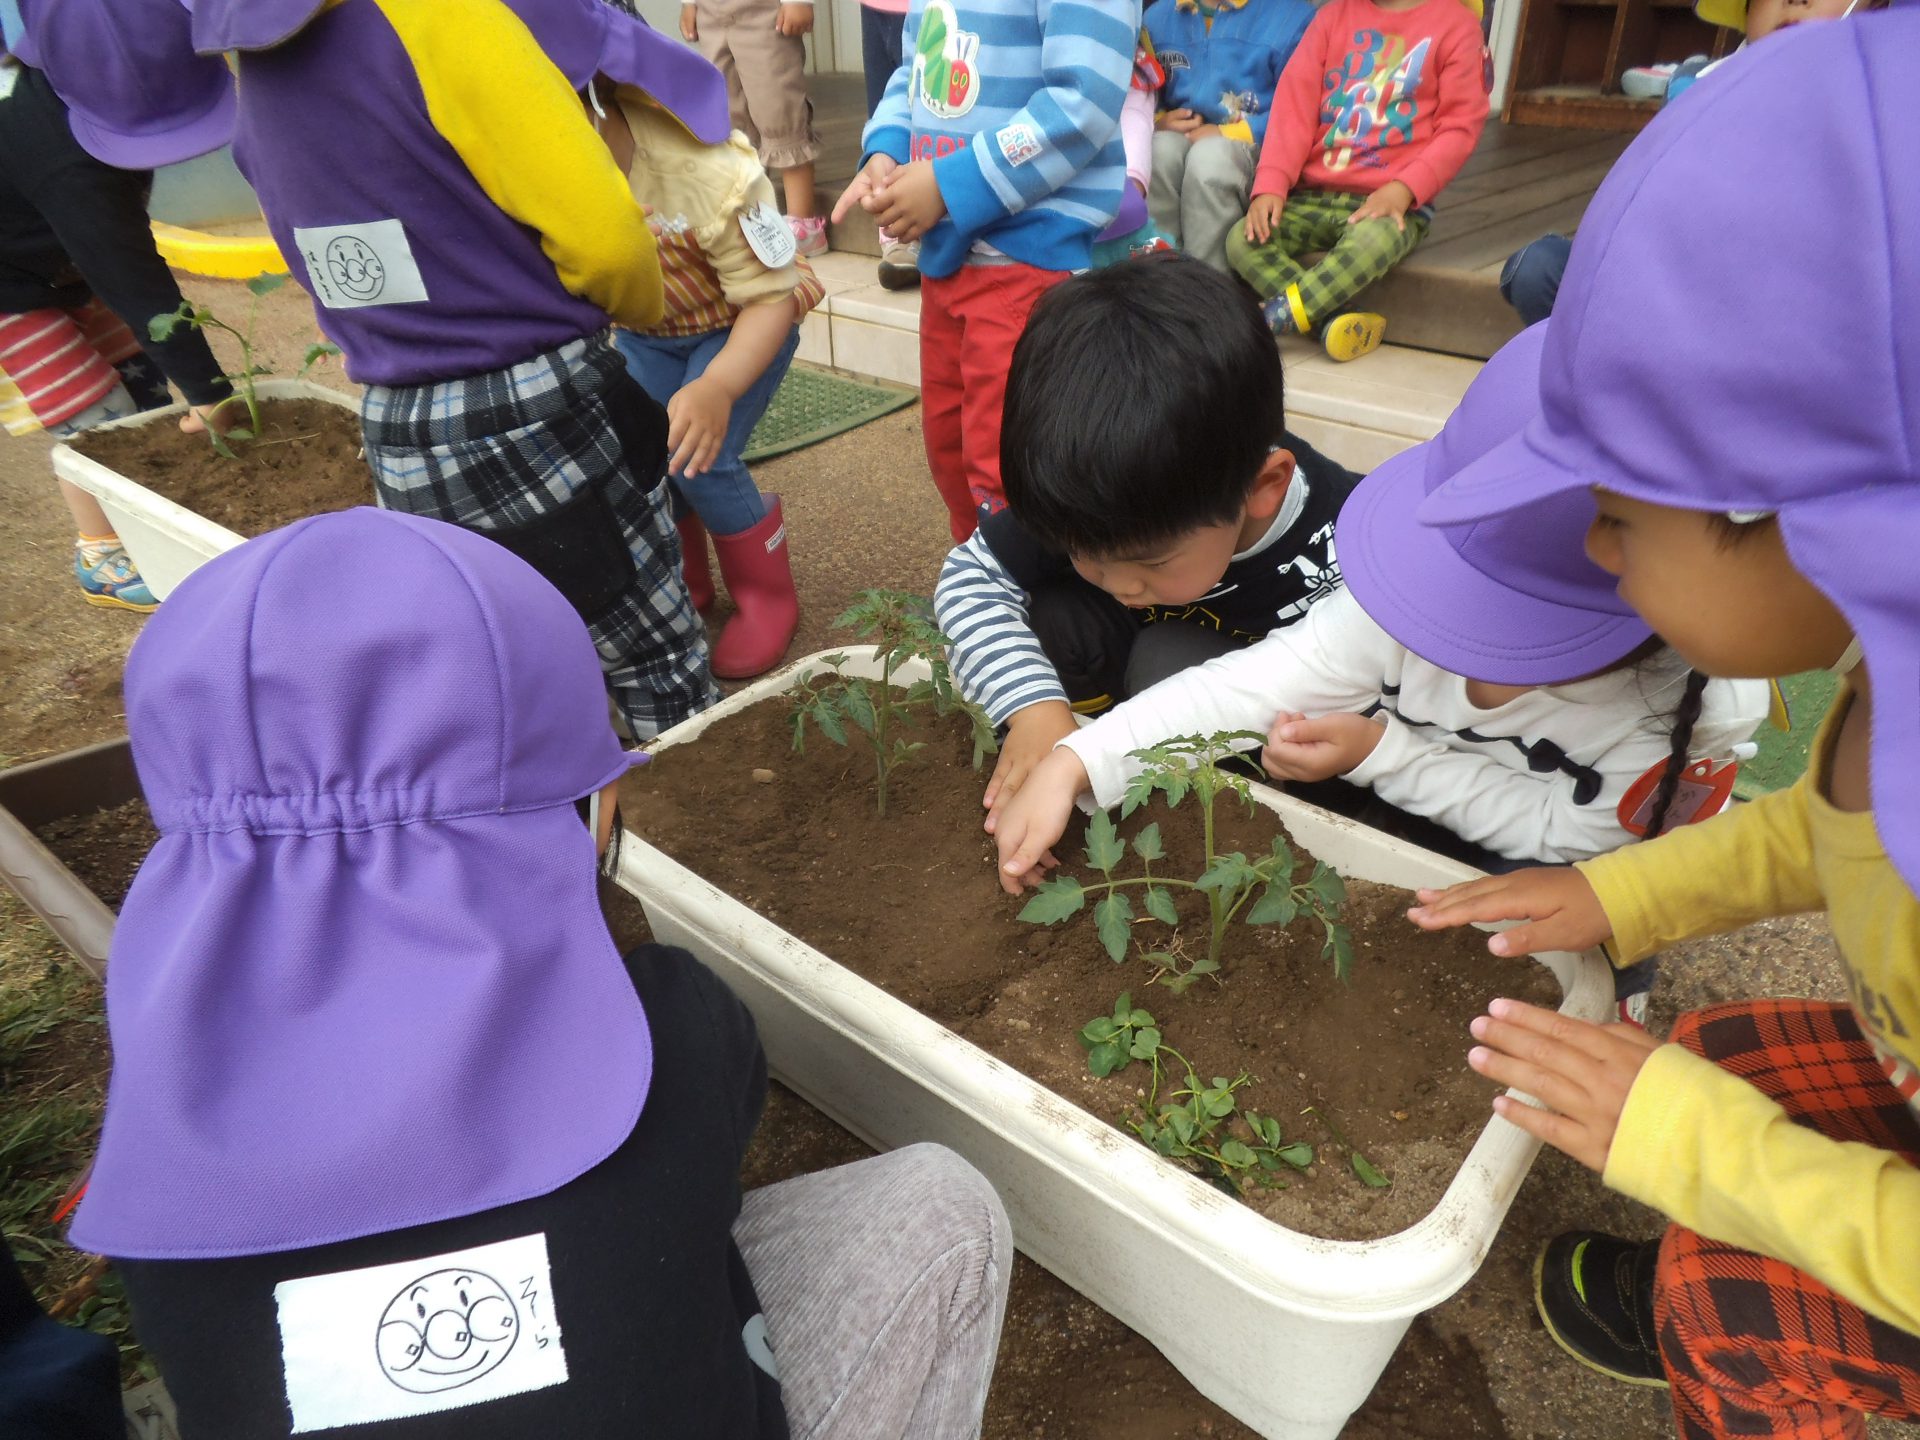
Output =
[{"x1": 934, "y1": 254, "x2": 1359, "y2": 813}]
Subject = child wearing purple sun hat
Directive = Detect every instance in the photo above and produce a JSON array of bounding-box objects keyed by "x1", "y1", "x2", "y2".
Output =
[
  {"x1": 1409, "y1": 12, "x2": 1920, "y2": 1436},
  {"x1": 989, "y1": 319, "x2": 1768, "y2": 919},
  {"x1": 72, "y1": 508, "x2": 1012, "y2": 1439}
]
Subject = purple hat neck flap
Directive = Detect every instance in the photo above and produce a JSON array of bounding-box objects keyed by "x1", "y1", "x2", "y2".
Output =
[
  {"x1": 20, "y1": 0, "x2": 235, "y2": 167},
  {"x1": 1336, "y1": 321, "x2": 1651, "y2": 685},
  {"x1": 189, "y1": 0, "x2": 330, "y2": 53},
  {"x1": 1414, "y1": 14, "x2": 1920, "y2": 891},
  {"x1": 68, "y1": 509, "x2": 653, "y2": 1260}
]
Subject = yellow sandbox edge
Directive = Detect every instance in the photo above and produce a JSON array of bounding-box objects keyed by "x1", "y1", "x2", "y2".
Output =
[{"x1": 151, "y1": 221, "x2": 288, "y2": 280}]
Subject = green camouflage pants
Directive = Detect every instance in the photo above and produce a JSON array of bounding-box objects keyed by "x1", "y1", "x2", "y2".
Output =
[{"x1": 1225, "y1": 188, "x2": 1430, "y2": 331}]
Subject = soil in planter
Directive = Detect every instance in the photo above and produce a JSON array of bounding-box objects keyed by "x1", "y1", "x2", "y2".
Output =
[
  {"x1": 69, "y1": 398, "x2": 371, "y2": 538},
  {"x1": 623, "y1": 701, "x2": 1562, "y2": 1243},
  {"x1": 34, "y1": 799, "x2": 160, "y2": 912}
]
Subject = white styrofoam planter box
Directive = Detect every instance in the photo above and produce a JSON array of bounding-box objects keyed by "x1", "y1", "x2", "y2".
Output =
[
  {"x1": 50, "y1": 379, "x2": 356, "y2": 600},
  {"x1": 616, "y1": 648, "x2": 1614, "y2": 1440}
]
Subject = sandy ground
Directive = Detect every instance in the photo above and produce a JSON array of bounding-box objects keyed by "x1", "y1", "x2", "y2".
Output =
[{"x1": 0, "y1": 273, "x2": 1903, "y2": 1439}]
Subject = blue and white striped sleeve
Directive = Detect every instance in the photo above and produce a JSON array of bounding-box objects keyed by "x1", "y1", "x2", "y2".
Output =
[
  {"x1": 935, "y1": 532, "x2": 1070, "y2": 727},
  {"x1": 932, "y1": 0, "x2": 1138, "y2": 237}
]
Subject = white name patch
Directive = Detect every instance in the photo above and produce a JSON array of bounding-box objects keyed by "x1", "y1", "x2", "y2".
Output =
[
  {"x1": 274, "y1": 1232, "x2": 567, "y2": 1433},
  {"x1": 291, "y1": 218, "x2": 430, "y2": 311},
  {"x1": 996, "y1": 122, "x2": 1042, "y2": 167}
]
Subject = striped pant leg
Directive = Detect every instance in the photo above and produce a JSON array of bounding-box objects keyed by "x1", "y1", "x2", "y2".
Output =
[
  {"x1": 0, "y1": 307, "x2": 120, "y2": 435},
  {"x1": 1653, "y1": 1000, "x2": 1920, "y2": 1440},
  {"x1": 1224, "y1": 193, "x2": 1329, "y2": 303}
]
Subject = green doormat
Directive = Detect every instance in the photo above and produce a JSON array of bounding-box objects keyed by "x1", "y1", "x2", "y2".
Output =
[
  {"x1": 1734, "y1": 669, "x2": 1838, "y2": 801},
  {"x1": 741, "y1": 362, "x2": 917, "y2": 462}
]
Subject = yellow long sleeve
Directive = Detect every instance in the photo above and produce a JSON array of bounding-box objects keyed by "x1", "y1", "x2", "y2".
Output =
[{"x1": 372, "y1": 0, "x2": 663, "y2": 329}]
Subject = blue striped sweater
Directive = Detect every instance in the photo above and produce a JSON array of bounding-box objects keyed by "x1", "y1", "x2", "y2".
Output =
[{"x1": 863, "y1": 0, "x2": 1141, "y2": 277}]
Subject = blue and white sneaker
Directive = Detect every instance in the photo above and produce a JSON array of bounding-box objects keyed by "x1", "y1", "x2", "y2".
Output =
[{"x1": 75, "y1": 544, "x2": 158, "y2": 613}]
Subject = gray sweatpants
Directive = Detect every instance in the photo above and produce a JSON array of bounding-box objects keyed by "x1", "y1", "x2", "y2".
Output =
[
  {"x1": 1149, "y1": 132, "x2": 1259, "y2": 277},
  {"x1": 736, "y1": 1143, "x2": 1013, "y2": 1440}
]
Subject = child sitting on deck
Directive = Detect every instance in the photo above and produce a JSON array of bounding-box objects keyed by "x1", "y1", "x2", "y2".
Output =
[
  {"x1": 1406, "y1": 23, "x2": 1920, "y2": 1436},
  {"x1": 934, "y1": 256, "x2": 1360, "y2": 819},
  {"x1": 990, "y1": 319, "x2": 1768, "y2": 1025},
  {"x1": 593, "y1": 57, "x2": 824, "y2": 680},
  {"x1": 1226, "y1": 0, "x2": 1490, "y2": 362}
]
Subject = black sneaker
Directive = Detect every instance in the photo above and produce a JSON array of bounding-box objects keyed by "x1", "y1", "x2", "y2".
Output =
[{"x1": 1533, "y1": 1231, "x2": 1670, "y2": 1388}]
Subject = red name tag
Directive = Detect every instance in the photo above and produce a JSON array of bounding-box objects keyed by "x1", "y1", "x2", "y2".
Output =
[{"x1": 1617, "y1": 756, "x2": 1738, "y2": 838}]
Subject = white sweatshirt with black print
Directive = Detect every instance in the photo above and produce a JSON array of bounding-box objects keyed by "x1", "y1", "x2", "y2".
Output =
[{"x1": 1059, "y1": 585, "x2": 1772, "y2": 865}]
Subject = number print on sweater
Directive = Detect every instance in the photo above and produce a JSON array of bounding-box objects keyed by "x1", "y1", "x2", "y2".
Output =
[{"x1": 1319, "y1": 32, "x2": 1433, "y2": 172}]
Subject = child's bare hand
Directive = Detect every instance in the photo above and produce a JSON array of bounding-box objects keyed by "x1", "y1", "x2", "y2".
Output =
[
  {"x1": 1347, "y1": 179, "x2": 1416, "y2": 232},
  {"x1": 1244, "y1": 193, "x2": 1284, "y2": 244},
  {"x1": 680, "y1": 3, "x2": 697, "y2": 40},
  {"x1": 1261, "y1": 711, "x2": 1384, "y2": 783},
  {"x1": 775, "y1": 3, "x2": 813, "y2": 36},
  {"x1": 991, "y1": 747, "x2": 1089, "y2": 895},
  {"x1": 1468, "y1": 998, "x2": 1663, "y2": 1172},
  {"x1": 1406, "y1": 867, "x2": 1612, "y2": 959},
  {"x1": 831, "y1": 155, "x2": 898, "y2": 223},
  {"x1": 985, "y1": 701, "x2": 1077, "y2": 815},
  {"x1": 1155, "y1": 107, "x2": 1200, "y2": 134},
  {"x1": 1186, "y1": 124, "x2": 1224, "y2": 144},
  {"x1": 866, "y1": 159, "x2": 945, "y2": 242},
  {"x1": 666, "y1": 375, "x2": 734, "y2": 478}
]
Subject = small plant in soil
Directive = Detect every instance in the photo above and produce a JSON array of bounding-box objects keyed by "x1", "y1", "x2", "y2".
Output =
[
  {"x1": 149, "y1": 273, "x2": 340, "y2": 458},
  {"x1": 788, "y1": 590, "x2": 997, "y2": 818},
  {"x1": 1019, "y1": 733, "x2": 1355, "y2": 982},
  {"x1": 1305, "y1": 1104, "x2": 1393, "y2": 1190},
  {"x1": 1080, "y1": 993, "x2": 1317, "y2": 1193}
]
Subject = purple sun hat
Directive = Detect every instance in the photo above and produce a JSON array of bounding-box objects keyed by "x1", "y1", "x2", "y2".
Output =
[
  {"x1": 1415, "y1": 14, "x2": 1920, "y2": 888},
  {"x1": 1336, "y1": 320, "x2": 1651, "y2": 685},
  {"x1": 69, "y1": 509, "x2": 653, "y2": 1260},
  {"x1": 15, "y1": 0, "x2": 234, "y2": 168}
]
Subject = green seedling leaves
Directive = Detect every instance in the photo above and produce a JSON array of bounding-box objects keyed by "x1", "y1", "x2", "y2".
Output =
[
  {"x1": 1306, "y1": 862, "x2": 1347, "y2": 912},
  {"x1": 1093, "y1": 891, "x2": 1133, "y2": 962},
  {"x1": 1019, "y1": 875, "x2": 1086, "y2": 925},
  {"x1": 1086, "y1": 1040, "x2": 1127, "y2": 1077},
  {"x1": 1142, "y1": 885, "x2": 1179, "y2": 927},
  {"x1": 1128, "y1": 1025, "x2": 1161, "y2": 1059},
  {"x1": 812, "y1": 700, "x2": 847, "y2": 745},
  {"x1": 840, "y1": 679, "x2": 877, "y2": 736},
  {"x1": 1218, "y1": 1140, "x2": 1256, "y2": 1170},
  {"x1": 1276, "y1": 1142, "x2": 1317, "y2": 1170},
  {"x1": 147, "y1": 306, "x2": 188, "y2": 343},
  {"x1": 1131, "y1": 822, "x2": 1163, "y2": 863},
  {"x1": 1245, "y1": 884, "x2": 1298, "y2": 927},
  {"x1": 1193, "y1": 853, "x2": 1250, "y2": 893},
  {"x1": 245, "y1": 272, "x2": 288, "y2": 297},
  {"x1": 1324, "y1": 923, "x2": 1356, "y2": 984},
  {"x1": 1084, "y1": 810, "x2": 1124, "y2": 873},
  {"x1": 1352, "y1": 1152, "x2": 1392, "y2": 1188}
]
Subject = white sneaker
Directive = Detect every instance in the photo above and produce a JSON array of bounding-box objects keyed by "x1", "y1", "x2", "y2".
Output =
[
  {"x1": 1621, "y1": 55, "x2": 1708, "y2": 99},
  {"x1": 878, "y1": 236, "x2": 921, "y2": 291}
]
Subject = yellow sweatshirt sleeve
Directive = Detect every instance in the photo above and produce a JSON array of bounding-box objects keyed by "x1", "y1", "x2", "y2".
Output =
[
  {"x1": 372, "y1": 0, "x2": 663, "y2": 329},
  {"x1": 1607, "y1": 1044, "x2": 1920, "y2": 1335},
  {"x1": 1575, "y1": 782, "x2": 1826, "y2": 964}
]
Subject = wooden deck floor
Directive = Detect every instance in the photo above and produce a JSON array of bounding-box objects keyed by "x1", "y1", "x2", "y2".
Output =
[{"x1": 808, "y1": 75, "x2": 1630, "y2": 361}]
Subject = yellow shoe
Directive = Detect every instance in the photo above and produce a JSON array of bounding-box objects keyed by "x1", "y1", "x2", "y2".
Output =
[{"x1": 1322, "y1": 312, "x2": 1386, "y2": 363}]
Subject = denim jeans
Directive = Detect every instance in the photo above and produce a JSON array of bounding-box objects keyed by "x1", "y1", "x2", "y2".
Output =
[
  {"x1": 860, "y1": 4, "x2": 906, "y2": 118},
  {"x1": 1499, "y1": 234, "x2": 1573, "y2": 327},
  {"x1": 614, "y1": 323, "x2": 799, "y2": 536}
]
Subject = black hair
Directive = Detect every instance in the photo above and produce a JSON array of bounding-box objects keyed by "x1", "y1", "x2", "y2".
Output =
[
  {"x1": 1642, "y1": 668, "x2": 1710, "y2": 840},
  {"x1": 999, "y1": 252, "x2": 1288, "y2": 558}
]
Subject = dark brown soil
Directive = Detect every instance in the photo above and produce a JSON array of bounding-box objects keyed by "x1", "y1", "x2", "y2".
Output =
[
  {"x1": 70, "y1": 398, "x2": 371, "y2": 538},
  {"x1": 623, "y1": 699, "x2": 1559, "y2": 1242},
  {"x1": 34, "y1": 799, "x2": 160, "y2": 912}
]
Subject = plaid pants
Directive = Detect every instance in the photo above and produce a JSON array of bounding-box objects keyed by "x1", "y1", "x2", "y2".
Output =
[
  {"x1": 1224, "y1": 188, "x2": 1429, "y2": 331},
  {"x1": 361, "y1": 331, "x2": 719, "y2": 740},
  {"x1": 1655, "y1": 1000, "x2": 1920, "y2": 1440}
]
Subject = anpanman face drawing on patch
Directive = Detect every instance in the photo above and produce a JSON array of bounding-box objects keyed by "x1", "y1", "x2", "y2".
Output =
[{"x1": 375, "y1": 1269, "x2": 519, "y2": 1393}]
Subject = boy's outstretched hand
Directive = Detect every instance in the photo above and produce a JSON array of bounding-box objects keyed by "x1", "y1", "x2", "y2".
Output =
[
  {"x1": 866, "y1": 159, "x2": 946, "y2": 243},
  {"x1": 988, "y1": 746, "x2": 1090, "y2": 895},
  {"x1": 1244, "y1": 194, "x2": 1285, "y2": 245},
  {"x1": 831, "y1": 155, "x2": 899, "y2": 224},
  {"x1": 1406, "y1": 866, "x2": 1612, "y2": 959},
  {"x1": 1262, "y1": 710, "x2": 1383, "y2": 783},
  {"x1": 665, "y1": 375, "x2": 734, "y2": 478},
  {"x1": 1469, "y1": 998, "x2": 1662, "y2": 1172},
  {"x1": 1347, "y1": 179, "x2": 1416, "y2": 232},
  {"x1": 984, "y1": 700, "x2": 1077, "y2": 816},
  {"x1": 775, "y1": 2, "x2": 813, "y2": 35}
]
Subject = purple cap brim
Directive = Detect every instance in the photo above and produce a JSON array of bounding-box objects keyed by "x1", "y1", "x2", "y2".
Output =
[
  {"x1": 1414, "y1": 413, "x2": 1596, "y2": 528},
  {"x1": 1341, "y1": 442, "x2": 1651, "y2": 685},
  {"x1": 190, "y1": 0, "x2": 330, "y2": 53},
  {"x1": 64, "y1": 84, "x2": 236, "y2": 169}
]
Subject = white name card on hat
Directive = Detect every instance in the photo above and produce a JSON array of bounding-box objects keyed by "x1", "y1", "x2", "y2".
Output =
[{"x1": 276, "y1": 1231, "x2": 568, "y2": 1433}]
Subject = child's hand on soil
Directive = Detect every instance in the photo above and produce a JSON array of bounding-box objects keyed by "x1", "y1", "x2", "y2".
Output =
[
  {"x1": 1468, "y1": 997, "x2": 1663, "y2": 1172},
  {"x1": 1405, "y1": 867, "x2": 1613, "y2": 959},
  {"x1": 990, "y1": 747, "x2": 1090, "y2": 895},
  {"x1": 865, "y1": 160, "x2": 946, "y2": 243},
  {"x1": 1244, "y1": 193, "x2": 1284, "y2": 244},
  {"x1": 666, "y1": 375, "x2": 735, "y2": 478},
  {"x1": 680, "y1": 3, "x2": 697, "y2": 39},
  {"x1": 775, "y1": 3, "x2": 813, "y2": 36},
  {"x1": 832, "y1": 154, "x2": 898, "y2": 223},
  {"x1": 1155, "y1": 107, "x2": 1201, "y2": 133},
  {"x1": 984, "y1": 700, "x2": 1078, "y2": 816},
  {"x1": 1347, "y1": 180, "x2": 1416, "y2": 232},
  {"x1": 1261, "y1": 710, "x2": 1384, "y2": 783}
]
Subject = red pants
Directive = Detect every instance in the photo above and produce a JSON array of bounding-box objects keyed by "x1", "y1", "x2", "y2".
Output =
[
  {"x1": 918, "y1": 262, "x2": 1067, "y2": 543},
  {"x1": 0, "y1": 300, "x2": 140, "y2": 436},
  {"x1": 1655, "y1": 1000, "x2": 1920, "y2": 1439}
]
